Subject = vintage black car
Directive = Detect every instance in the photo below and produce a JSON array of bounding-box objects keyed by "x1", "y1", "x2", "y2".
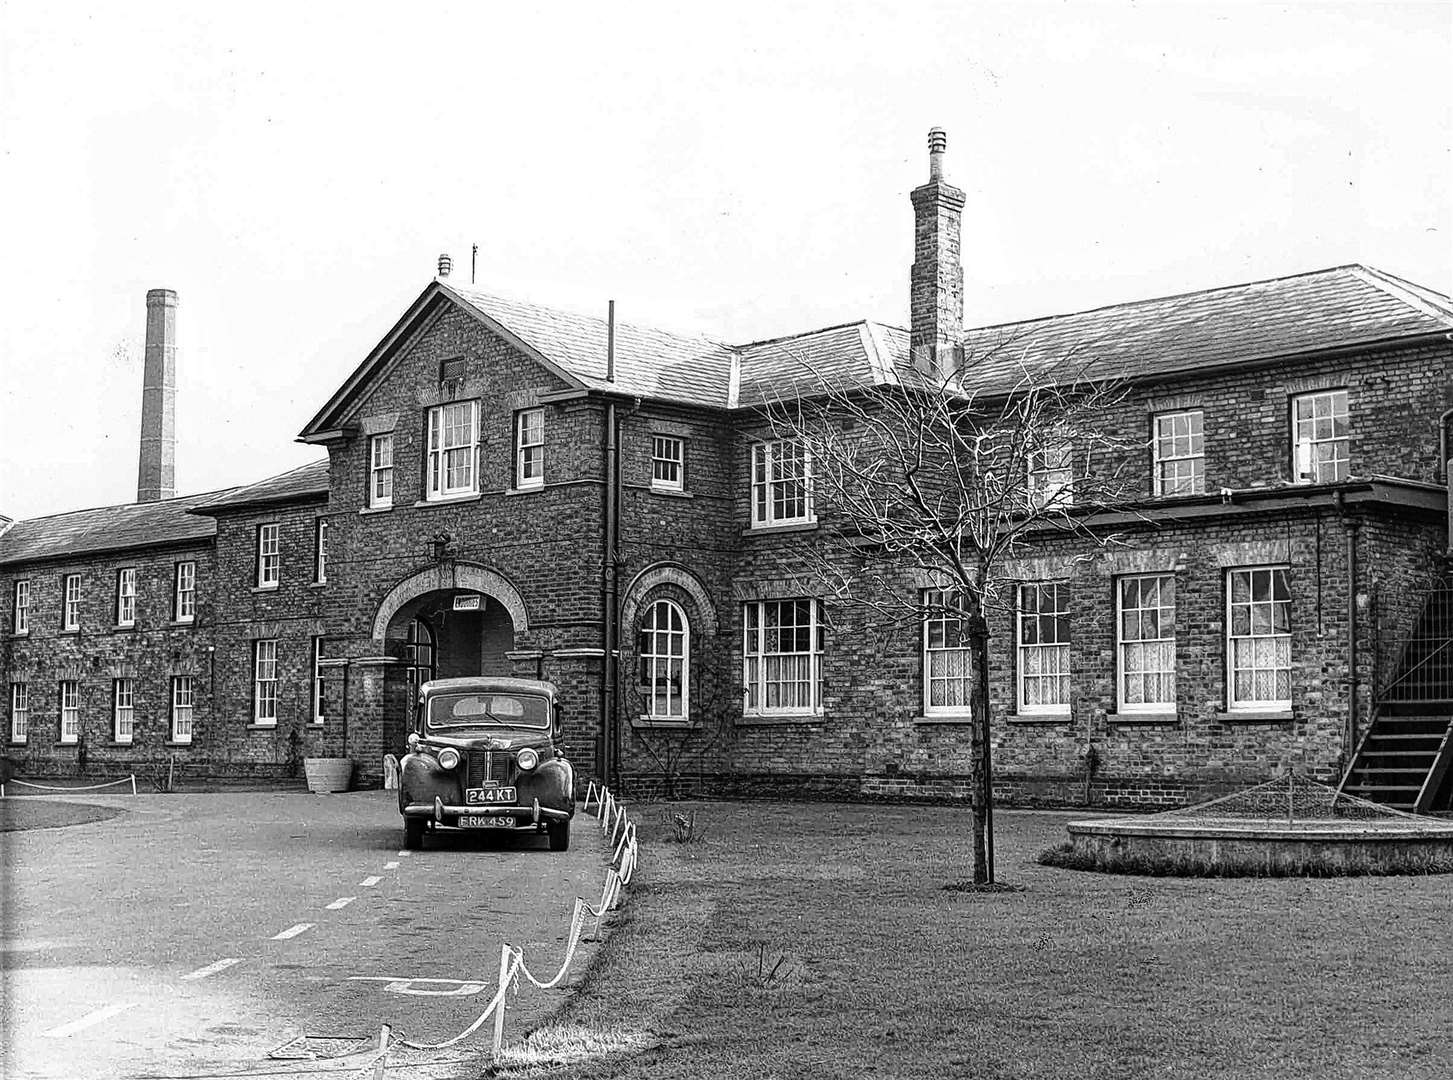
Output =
[{"x1": 398, "y1": 676, "x2": 575, "y2": 851}]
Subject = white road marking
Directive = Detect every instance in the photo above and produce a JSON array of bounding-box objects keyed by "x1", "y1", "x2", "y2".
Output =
[
  {"x1": 271, "y1": 923, "x2": 315, "y2": 940},
  {"x1": 383, "y1": 861, "x2": 400, "y2": 870},
  {"x1": 181, "y1": 958, "x2": 241, "y2": 981},
  {"x1": 348, "y1": 976, "x2": 488, "y2": 996},
  {"x1": 325, "y1": 896, "x2": 356, "y2": 910},
  {"x1": 43, "y1": 1002, "x2": 138, "y2": 1038},
  {"x1": 360, "y1": 876, "x2": 382, "y2": 887}
]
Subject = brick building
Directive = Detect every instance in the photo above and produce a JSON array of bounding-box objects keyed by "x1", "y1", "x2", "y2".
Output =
[{"x1": 4, "y1": 132, "x2": 1451, "y2": 809}]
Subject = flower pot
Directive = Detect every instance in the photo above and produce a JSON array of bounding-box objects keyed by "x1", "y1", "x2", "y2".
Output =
[{"x1": 303, "y1": 757, "x2": 353, "y2": 794}]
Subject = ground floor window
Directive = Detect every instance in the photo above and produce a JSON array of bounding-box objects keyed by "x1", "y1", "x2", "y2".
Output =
[
  {"x1": 1017, "y1": 582, "x2": 1071, "y2": 714},
  {"x1": 254, "y1": 640, "x2": 278, "y2": 725},
  {"x1": 405, "y1": 618, "x2": 436, "y2": 693},
  {"x1": 59, "y1": 680, "x2": 79, "y2": 743},
  {"x1": 113, "y1": 678, "x2": 135, "y2": 743},
  {"x1": 743, "y1": 598, "x2": 823, "y2": 715},
  {"x1": 10, "y1": 683, "x2": 27, "y2": 743},
  {"x1": 312, "y1": 637, "x2": 326, "y2": 724},
  {"x1": 923, "y1": 588, "x2": 973, "y2": 714},
  {"x1": 1227, "y1": 566, "x2": 1291, "y2": 710},
  {"x1": 639, "y1": 599, "x2": 689, "y2": 720},
  {"x1": 1117, "y1": 575, "x2": 1176, "y2": 712},
  {"x1": 172, "y1": 677, "x2": 194, "y2": 744}
]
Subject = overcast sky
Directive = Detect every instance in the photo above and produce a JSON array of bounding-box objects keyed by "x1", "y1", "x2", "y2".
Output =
[{"x1": 1, "y1": 0, "x2": 1448, "y2": 522}]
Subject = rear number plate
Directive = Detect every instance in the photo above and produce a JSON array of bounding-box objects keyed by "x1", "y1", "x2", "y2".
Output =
[
  {"x1": 466, "y1": 787, "x2": 516, "y2": 804},
  {"x1": 459, "y1": 815, "x2": 516, "y2": 829}
]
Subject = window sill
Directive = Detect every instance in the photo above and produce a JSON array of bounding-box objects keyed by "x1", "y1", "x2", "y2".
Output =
[
  {"x1": 1106, "y1": 711, "x2": 1179, "y2": 724},
  {"x1": 164, "y1": 740, "x2": 194, "y2": 747},
  {"x1": 107, "y1": 740, "x2": 135, "y2": 747},
  {"x1": 112, "y1": 624, "x2": 136, "y2": 633},
  {"x1": 7, "y1": 740, "x2": 27, "y2": 747},
  {"x1": 251, "y1": 585, "x2": 279, "y2": 594},
  {"x1": 737, "y1": 713, "x2": 824, "y2": 726},
  {"x1": 11, "y1": 631, "x2": 29, "y2": 639},
  {"x1": 1006, "y1": 712, "x2": 1072, "y2": 724},
  {"x1": 168, "y1": 620, "x2": 197, "y2": 628},
  {"x1": 649, "y1": 485, "x2": 692, "y2": 498},
  {"x1": 1215, "y1": 709, "x2": 1293, "y2": 723},
  {"x1": 914, "y1": 713, "x2": 975, "y2": 725},
  {"x1": 505, "y1": 484, "x2": 545, "y2": 497},
  {"x1": 413, "y1": 493, "x2": 482, "y2": 508},
  {"x1": 59, "y1": 628, "x2": 80, "y2": 636},
  {"x1": 55, "y1": 742, "x2": 80, "y2": 748},
  {"x1": 632, "y1": 717, "x2": 700, "y2": 730},
  {"x1": 308, "y1": 582, "x2": 326, "y2": 590},
  {"x1": 358, "y1": 505, "x2": 394, "y2": 515},
  {"x1": 742, "y1": 520, "x2": 819, "y2": 537},
  {"x1": 246, "y1": 723, "x2": 279, "y2": 731}
]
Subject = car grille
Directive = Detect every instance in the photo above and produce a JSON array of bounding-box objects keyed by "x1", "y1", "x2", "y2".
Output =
[{"x1": 466, "y1": 750, "x2": 515, "y2": 788}]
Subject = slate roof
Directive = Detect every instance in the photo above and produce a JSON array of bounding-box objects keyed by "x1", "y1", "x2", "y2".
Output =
[
  {"x1": 189, "y1": 459, "x2": 330, "y2": 514},
  {"x1": 0, "y1": 490, "x2": 230, "y2": 567}
]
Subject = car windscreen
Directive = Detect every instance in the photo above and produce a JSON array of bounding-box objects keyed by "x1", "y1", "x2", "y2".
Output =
[{"x1": 427, "y1": 692, "x2": 550, "y2": 729}]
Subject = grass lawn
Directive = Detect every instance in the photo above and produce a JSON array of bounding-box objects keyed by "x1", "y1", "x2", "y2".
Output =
[{"x1": 494, "y1": 801, "x2": 1453, "y2": 1080}]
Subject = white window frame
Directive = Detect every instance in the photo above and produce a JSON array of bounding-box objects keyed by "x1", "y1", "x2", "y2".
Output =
[
  {"x1": 62, "y1": 573, "x2": 81, "y2": 631},
  {"x1": 1116, "y1": 574, "x2": 1177, "y2": 713},
  {"x1": 59, "y1": 680, "x2": 79, "y2": 743},
  {"x1": 923, "y1": 588, "x2": 974, "y2": 716},
  {"x1": 10, "y1": 683, "x2": 28, "y2": 743},
  {"x1": 742, "y1": 598, "x2": 823, "y2": 716},
  {"x1": 254, "y1": 639, "x2": 279, "y2": 725},
  {"x1": 1152, "y1": 410, "x2": 1205, "y2": 496},
  {"x1": 312, "y1": 637, "x2": 326, "y2": 724},
  {"x1": 113, "y1": 678, "x2": 135, "y2": 744},
  {"x1": 1027, "y1": 442, "x2": 1075, "y2": 510},
  {"x1": 174, "y1": 561, "x2": 196, "y2": 623},
  {"x1": 1017, "y1": 582, "x2": 1072, "y2": 715},
  {"x1": 13, "y1": 579, "x2": 30, "y2": 635},
  {"x1": 516, "y1": 407, "x2": 545, "y2": 490},
  {"x1": 1291, "y1": 389, "x2": 1349, "y2": 484},
  {"x1": 651, "y1": 435, "x2": 685, "y2": 492},
  {"x1": 369, "y1": 433, "x2": 395, "y2": 509},
  {"x1": 171, "y1": 676, "x2": 194, "y2": 744},
  {"x1": 426, "y1": 400, "x2": 480, "y2": 500},
  {"x1": 116, "y1": 568, "x2": 137, "y2": 627},
  {"x1": 257, "y1": 524, "x2": 280, "y2": 588},
  {"x1": 1226, "y1": 566, "x2": 1292, "y2": 712},
  {"x1": 314, "y1": 519, "x2": 329, "y2": 584},
  {"x1": 639, "y1": 599, "x2": 690, "y2": 721},
  {"x1": 749, "y1": 439, "x2": 813, "y2": 528}
]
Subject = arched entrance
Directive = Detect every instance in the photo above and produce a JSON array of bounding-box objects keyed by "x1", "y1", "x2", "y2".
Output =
[{"x1": 373, "y1": 563, "x2": 530, "y2": 680}]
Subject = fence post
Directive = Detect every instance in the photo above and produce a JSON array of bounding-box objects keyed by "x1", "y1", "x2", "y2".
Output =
[
  {"x1": 594, "y1": 869, "x2": 619, "y2": 938},
  {"x1": 130, "y1": 775, "x2": 138, "y2": 797},
  {"x1": 492, "y1": 942, "x2": 513, "y2": 1056}
]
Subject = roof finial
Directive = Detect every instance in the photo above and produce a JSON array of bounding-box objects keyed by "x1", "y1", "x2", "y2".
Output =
[{"x1": 928, "y1": 128, "x2": 947, "y2": 181}]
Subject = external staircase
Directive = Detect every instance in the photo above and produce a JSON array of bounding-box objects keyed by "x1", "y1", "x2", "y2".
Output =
[{"x1": 1340, "y1": 568, "x2": 1453, "y2": 813}]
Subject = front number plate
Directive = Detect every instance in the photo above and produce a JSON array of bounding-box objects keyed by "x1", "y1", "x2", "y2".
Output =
[
  {"x1": 459, "y1": 815, "x2": 516, "y2": 829},
  {"x1": 466, "y1": 787, "x2": 517, "y2": 805}
]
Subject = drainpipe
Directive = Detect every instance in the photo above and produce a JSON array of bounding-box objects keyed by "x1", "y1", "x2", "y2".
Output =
[
  {"x1": 1338, "y1": 491, "x2": 1360, "y2": 768},
  {"x1": 600, "y1": 302, "x2": 620, "y2": 786},
  {"x1": 1440, "y1": 407, "x2": 1453, "y2": 553}
]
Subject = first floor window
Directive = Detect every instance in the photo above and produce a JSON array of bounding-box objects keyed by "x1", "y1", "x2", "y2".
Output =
[
  {"x1": 1227, "y1": 567, "x2": 1291, "y2": 710},
  {"x1": 750, "y1": 439, "x2": 812, "y2": 527},
  {"x1": 171, "y1": 677, "x2": 194, "y2": 744},
  {"x1": 743, "y1": 599, "x2": 823, "y2": 714},
  {"x1": 1153, "y1": 410, "x2": 1205, "y2": 496},
  {"x1": 1018, "y1": 582, "x2": 1071, "y2": 713},
  {"x1": 59, "y1": 680, "x2": 79, "y2": 743},
  {"x1": 651, "y1": 435, "x2": 684, "y2": 491},
  {"x1": 254, "y1": 640, "x2": 278, "y2": 724},
  {"x1": 369, "y1": 433, "x2": 395, "y2": 508},
  {"x1": 1118, "y1": 575, "x2": 1176, "y2": 711},
  {"x1": 10, "y1": 683, "x2": 27, "y2": 743},
  {"x1": 116, "y1": 568, "x2": 137, "y2": 627},
  {"x1": 639, "y1": 600, "x2": 689, "y2": 719},
  {"x1": 257, "y1": 524, "x2": 280, "y2": 587},
  {"x1": 923, "y1": 588, "x2": 973, "y2": 714},
  {"x1": 312, "y1": 637, "x2": 326, "y2": 723},
  {"x1": 1292, "y1": 389, "x2": 1349, "y2": 483},
  {"x1": 113, "y1": 679, "x2": 135, "y2": 743},
  {"x1": 62, "y1": 573, "x2": 81, "y2": 630},
  {"x1": 516, "y1": 408, "x2": 545, "y2": 489},
  {"x1": 13, "y1": 579, "x2": 30, "y2": 634},
  {"x1": 314, "y1": 519, "x2": 329, "y2": 584},
  {"x1": 405, "y1": 618, "x2": 436, "y2": 693},
  {"x1": 1027, "y1": 442, "x2": 1074, "y2": 509},
  {"x1": 175, "y1": 561, "x2": 196, "y2": 622},
  {"x1": 427, "y1": 400, "x2": 479, "y2": 499}
]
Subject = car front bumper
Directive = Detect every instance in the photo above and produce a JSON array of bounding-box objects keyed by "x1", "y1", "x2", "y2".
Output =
[{"x1": 402, "y1": 796, "x2": 572, "y2": 827}]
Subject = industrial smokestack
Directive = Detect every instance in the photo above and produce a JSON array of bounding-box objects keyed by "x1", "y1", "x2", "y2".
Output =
[{"x1": 136, "y1": 289, "x2": 178, "y2": 503}]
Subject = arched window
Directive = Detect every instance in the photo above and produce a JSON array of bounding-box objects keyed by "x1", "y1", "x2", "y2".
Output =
[
  {"x1": 405, "y1": 617, "x2": 436, "y2": 692},
  {"x1": 638, "y1": 600, "x2": 689, "y2": 720}
]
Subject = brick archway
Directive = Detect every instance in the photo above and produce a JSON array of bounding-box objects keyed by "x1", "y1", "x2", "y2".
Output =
[
  {"x1": 370, "y1": 562, "x2": 530, "y2": 643},
  {"x1": 620, "y1": 562, "x2": 718, "y2": 638}
]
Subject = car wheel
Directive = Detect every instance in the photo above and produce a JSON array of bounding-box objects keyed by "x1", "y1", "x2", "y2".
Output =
[
  {"x1": 547, "y1": 821, "x2": 570, "y2": 852},
  {"x1": 404, "y1": 817, "x2": 425, "y2": 850}
]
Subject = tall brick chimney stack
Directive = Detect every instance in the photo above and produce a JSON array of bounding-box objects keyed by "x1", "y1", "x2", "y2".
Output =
[
  {"x1": 136, "y1": 289, "x2": 177, "y2": 503},
  {"x1": 909, "y1": 128, "x2": 966, "y2": 381}
]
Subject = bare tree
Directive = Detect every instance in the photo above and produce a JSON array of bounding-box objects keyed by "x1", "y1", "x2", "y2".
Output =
[{"x1": 754, "y1": 349, "x2": 1141, "y2": 883}]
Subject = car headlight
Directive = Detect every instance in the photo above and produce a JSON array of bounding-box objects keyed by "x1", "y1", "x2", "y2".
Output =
[
  {"x1": 516, "y1": 748, "x2": 539, "y2": 771},
  {"x1": 436, "y1": 747, "x2": 461, "y2": 771}
]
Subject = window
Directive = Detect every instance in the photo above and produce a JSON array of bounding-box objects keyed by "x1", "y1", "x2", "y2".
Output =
[
  {"x1": 113, "y1": 679, "x2": 135, "y2": 743},
  {"x1": 750, "y1": 439, "x2": 812, "y2": 527},
  {"x1": 171, "y1": 676, "x2": 194, "y2": 744},
  {"x1": 1292, "y1": 390, "x2": 1349, "y2": 483},
  {"x1": 174, "y1": 561, "x2": 196, "y2": 622},
  {"x1": 116, "y1": 568, "x2": 137, "y2": 627},
  {"x1": 10, "y1": 683, "x2": 27, "y2": 743},
  {"x1": 743, "y1": 599, "x2": 823, "y2": 715},
  {"x1": 651, "y1": 435, "x2": 684, "y2": 491},
  {"x1": 1227, "y1": 567, "x2": 1291, "y2": 710},
  {"x1": 59, "y1": 680, "x2": 79, "y2": 743},
  {"x1": 1017, "y1": 583, "x2": 1071, "y2": 713},
  {"x1": 253, "y1": 639, "x2": 278, "y2": 724},
  {"x1": 426, "y1": 400, "x2": 479, "y2": 499},
  {"x1": 923, "y1": 589, "x2": 973, "y2": 715},
  {"x1": 314, "y1": 519, "x2": 329, "y2": 584},
  {"x1": 405, "y1": 618, "x2": 436, "y2": 693},
  {"x1": 369, "y1": 434, "x2": 394, "y2": 509},
  {"x1": 61, "y1": 573, "x2": 81, "y2": 630},
  {"x1": 1027, "y1": 442, "x2": 1074, "y2": 509},
  {"x1": 639, "y1": 600, "x2": 689, "y2": 720},
  {"x1": 256, "y1": 524, "x2": 280, "y2": 588},
  {"x1": 1153, "y1": 410, "x2": 1204, "y2": 496},
  {"x1": 1117, "y1": 575, "x2": 1176, "y2": 712},
  {"x1": 12, "y1": 580, "x2": 29, "y2": 635},
  {"x1": 516, "y1": 408, "x2": 545, "y2": 489},
  {"x1": 312, "y1": 637, "x2": 326, "y2": 724}
]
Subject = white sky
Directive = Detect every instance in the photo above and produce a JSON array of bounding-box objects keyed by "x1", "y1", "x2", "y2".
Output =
[{"x1": 1, "y1": 0, "x2": 1449, "y2": 521}]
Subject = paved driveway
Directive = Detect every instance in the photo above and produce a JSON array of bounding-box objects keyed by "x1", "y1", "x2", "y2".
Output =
[{"x1": 1, "y1": 790, "x2": 607, "y2": 1079}]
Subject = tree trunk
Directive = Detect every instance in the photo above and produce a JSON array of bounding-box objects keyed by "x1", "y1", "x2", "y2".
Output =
[{"x1": 968, "y1": 632, "x2": 991, "y2": 884}]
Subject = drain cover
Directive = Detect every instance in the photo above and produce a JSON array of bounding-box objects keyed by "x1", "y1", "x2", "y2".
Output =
[{"x1": 268, "y1": 1033, "x2": 372, "y2": 1060}]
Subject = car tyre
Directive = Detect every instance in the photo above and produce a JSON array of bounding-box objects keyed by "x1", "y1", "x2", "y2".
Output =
[
  {"x1": 547, "y1": 821, "x2": 570, "y2": 852},
  {"x1": 404, "y1": 816, "x2": 425, "y2": 850}
]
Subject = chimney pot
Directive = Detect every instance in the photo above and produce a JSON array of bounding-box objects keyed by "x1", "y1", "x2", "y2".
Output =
[
  {"x1": 928, "y1": 127, "x2": 947, "y2": 180},
  {"x1": 437, "y1": 253, "x2": 453, "y2": 278}
]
